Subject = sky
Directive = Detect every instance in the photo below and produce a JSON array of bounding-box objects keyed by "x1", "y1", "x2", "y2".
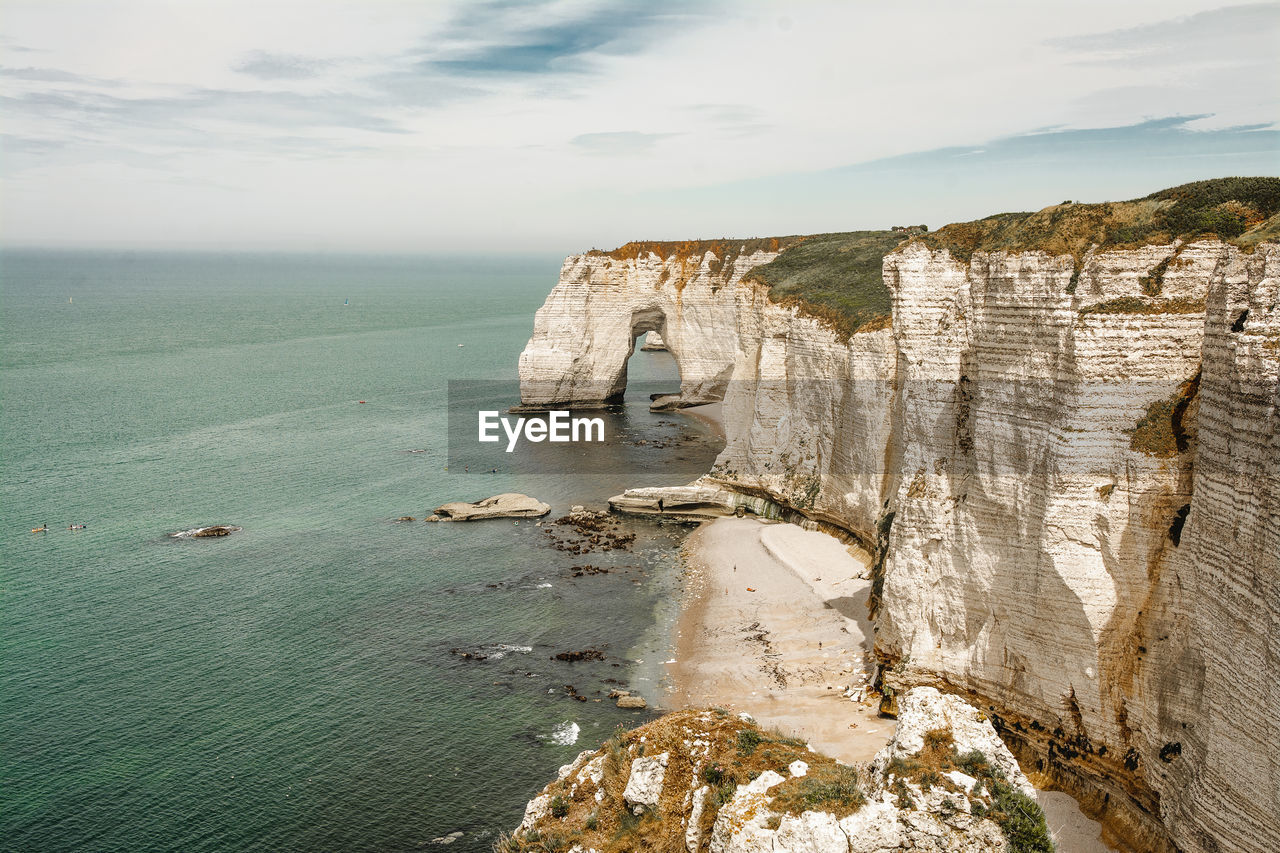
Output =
[{"x1": 2, "y1": 0, "x2": 1278, "y2": 252}]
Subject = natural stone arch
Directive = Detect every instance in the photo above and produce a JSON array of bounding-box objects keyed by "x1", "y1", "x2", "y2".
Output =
[
  {"x1": 618, "y1": 307, "x2": 679, "y2": 408},
  {"x1": 517, "y1": 250, "x2": 748, "y2": 411}
]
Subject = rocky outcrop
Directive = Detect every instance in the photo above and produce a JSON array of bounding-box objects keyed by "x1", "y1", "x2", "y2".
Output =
[
  {"x1": 517, "y1": 229, "x2": 1280, "y2": 851},
  {"x1": 428, "y1": 493, "x2": 550, "y2": 521},
  {"x1": 641, "y1": 331, "x2": 669, "y2": 351},
  {"x1": 622, "y1": 752, "x2": 669, "y2": 812},
  {"x1": 507, "y1": 692, "x2": 1049, "y2": 852}
]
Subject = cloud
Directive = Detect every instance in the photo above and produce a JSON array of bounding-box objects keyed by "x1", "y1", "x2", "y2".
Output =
[
  {"x1": 233, "y1": 50, "x2": 334, "y2": 80},
  {"x1": 0, "y1": 66, "x2": 119, "y2": 86},
  {"x1": 3, "y1": 1, "x2": 1277, "y2": 251},
  {"x1": 355, "y1": 1, "x2": 721, "y2": 112},
  {"x1": 685, "y1": 103, "x2": 773, "y2": 138},
  {"x1": 1, "y1": 132, "x2": 69, "y2": 156},
  {"x1": 570, "y1": 131, "x2": 674, "y2": 154},
  {"x1": 0, "y1": 35, "x2": 44, "y2": 54},
  {"x1": 415, "y1": 0, "x2": 715, "y2": 77},
  {"x1": 833, "y1": 116, "x2": 1280, "y2": 178},
  {"x1": 0, "y1": 86, "x2": 411, "y2": 138},
  {"x1": 1047, "y1": 3, "x2": 1280, "y2": 67}
]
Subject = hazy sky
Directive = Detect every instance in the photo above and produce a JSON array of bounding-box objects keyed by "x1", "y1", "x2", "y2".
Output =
[{"x1": 2, "y1": 0, "x2": 1278, "y2": 252}]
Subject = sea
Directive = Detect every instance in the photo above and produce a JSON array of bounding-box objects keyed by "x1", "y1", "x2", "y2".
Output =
[{"x1": 0, "y1": 250, "x2": 723, "y2": 852}]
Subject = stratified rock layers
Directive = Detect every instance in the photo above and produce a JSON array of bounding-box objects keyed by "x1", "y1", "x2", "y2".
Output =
[{"x1": 517, "y1": 239, "x2": 1280, "y2": 852}]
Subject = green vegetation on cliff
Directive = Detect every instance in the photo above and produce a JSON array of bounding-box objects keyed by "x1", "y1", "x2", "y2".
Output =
[
  {"x1": 917, "y1": 176, "x2": 1280, "y2": 263},
  {"x1": 743, "y1": 230, "x2": 907, "y2": 338},
  {"x1": 1128, "y1": 371, "x2": 1200, "y2": 457},
  {"x1": 891, "y1": 728, "x2": 1055, "y2": 853}
]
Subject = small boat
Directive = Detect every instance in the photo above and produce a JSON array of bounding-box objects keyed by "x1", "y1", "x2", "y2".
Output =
[
  {"x1": 344, "y1": 299, "x2": 349, "y2": 306},
  {"x1": 68, "y1": 524, "x2": 87, "y2": 530},
  {"x1": 32, "y1": 524, "x2": 48, "y2": 533}
]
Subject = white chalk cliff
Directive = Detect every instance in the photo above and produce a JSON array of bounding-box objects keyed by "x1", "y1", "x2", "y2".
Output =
[{"x1": 517, "y1": 228, "x2": 1280, "y2": 852}]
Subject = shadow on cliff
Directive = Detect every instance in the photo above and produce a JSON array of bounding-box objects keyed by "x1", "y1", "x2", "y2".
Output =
[{"x1": 824, "y1": 596, "x2": 875, "y2": 652}]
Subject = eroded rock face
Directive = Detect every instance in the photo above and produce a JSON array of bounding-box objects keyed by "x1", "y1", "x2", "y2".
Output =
[
  {"x1": 876, "y1": 241, "x2": 1280, "y2": 853},
  {"x1": 622, "y1": 752, "x2": 669, "y2": 812},
  {"x1": 1147, "y1": 244, "x2": 1280, "y2": 851},
  {"x1": 430, "y1": 493, "x2": 550, "y2": 521},
  {"x1": 516, "y1": 237, "x2": 1280, "y2": 852},
  {"x1": 518, "y1": 247, "x2": 791, "y2": 409}
]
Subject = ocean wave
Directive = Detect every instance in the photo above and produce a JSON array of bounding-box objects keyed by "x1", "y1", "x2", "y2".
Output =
[
  {"x1": 545, "y1": 721, "x2": 580, "y2": 746},
  {"x1": 494, "y1": 644, "x2": 532, "y2": 653}
]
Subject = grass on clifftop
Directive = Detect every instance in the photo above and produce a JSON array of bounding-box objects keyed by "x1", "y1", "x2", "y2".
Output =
[
  {"x1": 917, "y1": 176, "x2": 1280, "y2": 264},
  {"x1": 497, "y1": 709, "x2": 862, "y2": 853},
  {"x1": 743, "y1": 230, "x2": 909, "y2": 338},
  {"x1": 587, "y1": 236, "x2": 807, "y2": 282}
]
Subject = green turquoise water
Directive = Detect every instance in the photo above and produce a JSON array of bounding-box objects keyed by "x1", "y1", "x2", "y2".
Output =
[{"x1": 0, "y1": 250, "x2": 720, "y2": 852}]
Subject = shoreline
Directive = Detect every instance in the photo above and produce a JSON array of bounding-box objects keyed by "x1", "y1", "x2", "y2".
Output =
[{"x1": 680, "y1": 401, "x2": 725, "y2": 440}]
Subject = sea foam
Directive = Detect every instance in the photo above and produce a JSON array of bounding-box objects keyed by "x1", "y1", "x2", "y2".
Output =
[{"x1": 547, "y1": 721, "x2": 580, "y2": 746}]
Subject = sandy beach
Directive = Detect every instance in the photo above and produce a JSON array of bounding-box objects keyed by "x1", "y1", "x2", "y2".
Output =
[
  {"x1": 665, "y1": 515, "x2": 1116, "y2": 852},
  {"x1": 665, "y1": 515, "x2": 892, "y2": 763}
]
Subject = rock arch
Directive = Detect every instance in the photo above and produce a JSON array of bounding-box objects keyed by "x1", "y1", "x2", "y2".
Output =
[{"x1": 517, "y1": 252, "x2": 751, "y2": 410}]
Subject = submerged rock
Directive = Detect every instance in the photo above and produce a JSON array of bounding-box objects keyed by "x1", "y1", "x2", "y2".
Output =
[
  {"x1": 171, "y1": 525, "x2": 242, "y2": 539},
  {"x1": 431, "y1": 493, "x2": 550, "y2": 521},
  {"x1": 554, "y1": 649, "x2": 606, "y2": 662},
  {"x1": 428, "y1": 830, "x2": 463, "y2": 845}
]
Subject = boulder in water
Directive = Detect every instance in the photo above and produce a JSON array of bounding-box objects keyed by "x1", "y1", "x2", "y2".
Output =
[{"x1": 432, "y1": 493, "x2": 550, "y2": 521}]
